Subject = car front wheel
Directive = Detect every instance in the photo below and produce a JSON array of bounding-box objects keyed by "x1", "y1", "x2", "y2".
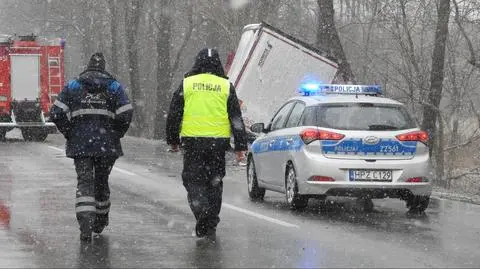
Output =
[
  {"x1": 247, "y1": 156, "x2": 265, "y2": 201},
  {"x1": 285, "y1": 165, "x2": 308, "y2": 210}
]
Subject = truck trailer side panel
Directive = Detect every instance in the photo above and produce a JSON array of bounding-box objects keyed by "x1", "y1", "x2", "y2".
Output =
[{"x1": 228, "y1": 23, "x2": 339, "y2": 126}]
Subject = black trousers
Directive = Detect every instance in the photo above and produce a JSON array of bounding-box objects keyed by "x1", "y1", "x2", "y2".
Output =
[
  {"x1": 182, "y1": 147, "x2": 225, "y2": 236},
  {"x1": 74, "y1": 157, "x2": 116, "y2": 232}
]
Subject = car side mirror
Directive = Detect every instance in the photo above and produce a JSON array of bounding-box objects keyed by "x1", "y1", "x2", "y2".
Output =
[{"x1": 250, "y1": 122, "x2": 266, "y2": 133}]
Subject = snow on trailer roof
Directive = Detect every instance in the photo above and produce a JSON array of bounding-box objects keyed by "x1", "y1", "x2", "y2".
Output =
[{"x1": 244, "y1": 22, "x2": 339, "y2": 66}]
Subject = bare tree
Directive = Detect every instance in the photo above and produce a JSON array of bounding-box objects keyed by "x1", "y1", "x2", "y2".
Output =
[
  {"x1": 125, "y1": 0, "x2": 144, "y2": 136},
  {"x1": 255, "y1": 0, "x2": 282, "y2": 23},
  {"x1": 108, "y1": 0, "x2": 119, "y2": 76},
  {"x1": 316, "y1": 0, "x2": 355, "y2": 83},
  {"x1": 152, "y1": 1, "x2": 173, "y2": 140},
  {"x1": 421, "y1": 0, "x2": 451, "y2": 182},
  {"x1": 79, "y1": 1, "x2": 95, "y2": 62},
  {"x1": 452, "y1": 0, "x2": 480, "y2": 70},
  {"x1": 152, "y1": 1, "x2": 195, "y2": 139}
]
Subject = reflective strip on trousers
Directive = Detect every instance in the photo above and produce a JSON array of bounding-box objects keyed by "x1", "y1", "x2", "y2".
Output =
[
  {"x1": 116, "y1": 104, "x2": 133, "y2": 115},
  {"x1": 54, "y1": 100, "x2": 70, "y2": 112},
  {"x1": 76, "y1": 205, "x2": 96, "y2": 213},
  {"x1": 96, "y1": 208, "x2": 109, "y2": 215},
  {"x1": 96, "y1": 200, "x2": 111, "y2": 207},
  {"x1": 96, "y1": 200, "x2": 110, "y2": 215},
  {"x1": 76, "y1": 196, "x2": 96, "y2": 213},
  {"x1": 76, "y1": 196, "x2": 95, "y2": 204},
  {"x1": 71, "y1": 109, "x2": 115, "y2": 119}
]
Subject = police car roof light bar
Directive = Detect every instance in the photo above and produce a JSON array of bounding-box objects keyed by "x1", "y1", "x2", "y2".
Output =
[{"x1": 299, "y1": 84, "x2": 383, "y2": 96}]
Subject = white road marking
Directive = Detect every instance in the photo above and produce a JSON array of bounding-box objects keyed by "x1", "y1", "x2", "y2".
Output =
[
  {"x1": 223, "y1": 203, "x2": 300, "y2": 229},
  {"x1": 112, "y1": 167, "x2": 136, "y2": 176},
  {"x1": 46, "y1": 144, "x2": 298, "y2": 229},
  {"x1": 48, "y1": 146, "x2": 64, "y2": 152}
]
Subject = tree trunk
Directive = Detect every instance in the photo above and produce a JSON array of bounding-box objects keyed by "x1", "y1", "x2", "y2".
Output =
[
  {"x1": 255, "y1": 0, "x2": 281, "y2": 24},
  {"x1": 205, "y1": 20, "x2": 221, "y2": 50},
  {"x1": 153, "y1": 12, "x2": 173, "y2": 140},
  {"x1": 436, "y1": 115, "x2": 446, "y2": 187},
  {"x1": 108, "y1": 0, "x2": 119, "y2": 76},
  {"x1": 153, "y1": 1, "x2": 195, "y2": 139},
  {"x1": 81, "y1": 3, "x2": 94, "y2": 63},
  {"x1": 361, "y1": 0, "x2": 378, "y2": 82},
  {"x1": 421, "y1": 0, "x2": 451, "y2": 182},
  {"x1": 447, "y1": 44, "x2": 459, "y2": 189},
  {"x1": 125, "y1": 0, "x2": 144, "y2": 136},
  {"x1": 316, "y1": 0, "x2": 355, "y2": 83}
]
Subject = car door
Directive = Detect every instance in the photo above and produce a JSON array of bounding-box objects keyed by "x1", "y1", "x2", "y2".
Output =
[
  {"x1": 269, "y1": 102, "x2": 306, "y2": 187},
  {"x1": 254, "y1": 101, "x2": 295, "y2": 186}
]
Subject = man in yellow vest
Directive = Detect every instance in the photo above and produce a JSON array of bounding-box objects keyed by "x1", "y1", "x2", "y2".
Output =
[{"x1": 166, "y1": 48, "x2": 247, "y2": 240}]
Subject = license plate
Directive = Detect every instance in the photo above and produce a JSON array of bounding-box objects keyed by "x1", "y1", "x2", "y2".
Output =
[{"x1": 349, "y1": 170, "x2": 393, "y2": 182}]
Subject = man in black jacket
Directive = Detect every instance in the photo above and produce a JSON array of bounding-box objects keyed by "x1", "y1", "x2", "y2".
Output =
[
  {"x1": 50, "y1": 53, "x2": 133, "y2": 241},
  {"x1": 166, "y1": 48, "x2": 247, "y2": 240}
]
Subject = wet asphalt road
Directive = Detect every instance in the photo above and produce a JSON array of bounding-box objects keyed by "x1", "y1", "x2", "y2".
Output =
[{"x1": 1, "y1": 133, "x2": 480, "y2": 268}]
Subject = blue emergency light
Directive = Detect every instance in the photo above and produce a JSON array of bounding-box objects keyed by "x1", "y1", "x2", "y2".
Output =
[{"x1": 299, "y1": 83, "x2": 383, "y2": 96}]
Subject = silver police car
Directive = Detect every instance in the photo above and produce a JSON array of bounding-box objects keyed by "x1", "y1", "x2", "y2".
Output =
[{"x1": 246, "y1": 84, "x2": 431, "y2": 213}]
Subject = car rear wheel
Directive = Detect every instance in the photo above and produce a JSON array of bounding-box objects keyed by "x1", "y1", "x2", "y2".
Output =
[
  {"x1": 247, "y1": 156, "x2": 265, "y2": 201},
  {"x1": 285, "y1": 165, "x2": 308, "y2": 210},
  {"x1": 406, "y1": 195, "x2": 430, "y2": 213},
  {"x1": 360, "y1": 198, "x2": 374, "y2": 213}
]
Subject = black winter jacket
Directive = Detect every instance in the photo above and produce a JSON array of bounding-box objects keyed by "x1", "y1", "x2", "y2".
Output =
[{"x1": 50, "y1": 70, "x2": 133, "y2": 158}]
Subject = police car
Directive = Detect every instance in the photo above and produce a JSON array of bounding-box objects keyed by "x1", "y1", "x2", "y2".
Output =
[{"x1": 246, "y1": 84, "x2": 431, "y2": 213}]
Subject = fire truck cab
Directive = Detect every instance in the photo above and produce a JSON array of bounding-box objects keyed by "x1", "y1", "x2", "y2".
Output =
[{"x1": 0, "y1": 34, "x2": 64, "y2": 142}]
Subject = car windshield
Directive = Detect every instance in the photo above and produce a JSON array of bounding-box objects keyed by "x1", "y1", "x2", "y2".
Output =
[{"x1": 316, "y1": 103, "x2": 416, "y2": 131}]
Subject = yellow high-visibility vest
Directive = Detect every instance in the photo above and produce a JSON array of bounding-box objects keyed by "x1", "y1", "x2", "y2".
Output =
[{"x1": 180, "y1": 73, "x2": 231, "y2": 138}]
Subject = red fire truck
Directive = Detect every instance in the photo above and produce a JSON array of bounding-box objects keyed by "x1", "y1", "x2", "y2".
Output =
[{"x1": 0, "y1": 34, "x2": 65, "y2": 141}]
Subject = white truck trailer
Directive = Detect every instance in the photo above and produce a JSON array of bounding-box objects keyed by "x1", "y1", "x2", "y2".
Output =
[{"x1": 226, "y1": 22, "x2": 339, "y2": 127}]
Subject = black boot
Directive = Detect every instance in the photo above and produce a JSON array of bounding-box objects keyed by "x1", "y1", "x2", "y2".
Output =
[
  {"x1": 78, "y1": 211, "x2": 94, "y2": 241},
  {"x1": 80, "y1": 229, "x2": 92, "y2": 241},
  {"x1": 204, "y1": 228, "x2": 217, "y2": 242},
  {"x1": 93, "y1": 213, "x2": 109, "y2": 234}
]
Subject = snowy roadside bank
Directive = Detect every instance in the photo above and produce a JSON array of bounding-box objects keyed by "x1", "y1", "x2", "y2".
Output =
[{"x1": 432, "y1": 187, "x2": 480, "y2": 205}]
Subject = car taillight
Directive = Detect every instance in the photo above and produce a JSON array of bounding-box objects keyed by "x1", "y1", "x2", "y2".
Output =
[
  {"x1": 396, "y1": 131, "x2": 428, "y2": 144},
  {"x1": 406, "y1": 177, "x2": 426, "y2": 183},
  {"x1": 300, "y1": 128, "x2": 345, "y2": 144},
  {"x1": 308, "y1": 176, "x2": 335, "y2": 182}
]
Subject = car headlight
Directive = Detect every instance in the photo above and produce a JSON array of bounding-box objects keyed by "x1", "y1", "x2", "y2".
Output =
[{"x1": 0, "y1": 96, "x2": 7, "y2": 102}]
